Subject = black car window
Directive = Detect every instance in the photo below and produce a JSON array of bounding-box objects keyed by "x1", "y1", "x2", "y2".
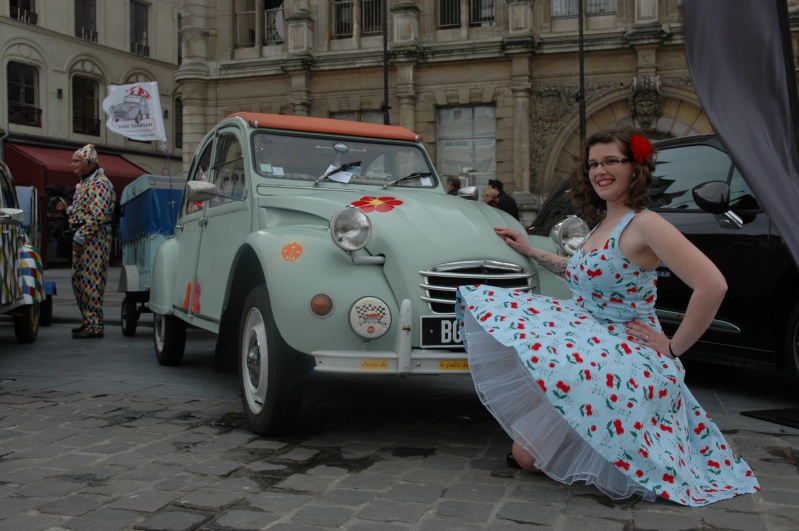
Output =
[
  {"x1": 651, "y1": 145, "x2": 732, "y2": 211},
  {"x1": 729, "y1": 166, "x2": 761, "y2": 211}
]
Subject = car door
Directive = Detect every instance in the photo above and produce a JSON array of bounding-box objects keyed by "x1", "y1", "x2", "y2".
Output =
[
  {"x1": 172, "y1": 141, "x2": 213, "y2": 326},
  {"x1": 191, "y1": 128, "x2": 250, "y2": 327},
  {"x1": 652, "y1": 141, "x2": 771, "y2": 360}
]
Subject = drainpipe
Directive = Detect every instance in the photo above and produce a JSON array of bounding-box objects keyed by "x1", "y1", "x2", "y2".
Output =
[{"x1": 0, "y1": 128, "x2": 8, "y2": 162}]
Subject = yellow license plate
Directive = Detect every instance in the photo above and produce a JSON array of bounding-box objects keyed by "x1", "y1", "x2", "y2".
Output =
[{"x1": 440, "y1": 360, "x2": 470, "y2": 370}]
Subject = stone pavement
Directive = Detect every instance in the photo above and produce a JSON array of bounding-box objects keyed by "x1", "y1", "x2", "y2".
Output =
[{"x1": 0, "y1": 266, "x2": 798, "y2": 530}]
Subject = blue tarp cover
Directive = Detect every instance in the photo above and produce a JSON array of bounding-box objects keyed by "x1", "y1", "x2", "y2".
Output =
[{"x1": 120, "y1": 175, "x2": 183, "y2": 243}]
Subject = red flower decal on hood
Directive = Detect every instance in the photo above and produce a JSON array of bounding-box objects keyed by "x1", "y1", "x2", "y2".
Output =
[{"x1": 351, "y1": 196, "x2": 403, "y2": 213}]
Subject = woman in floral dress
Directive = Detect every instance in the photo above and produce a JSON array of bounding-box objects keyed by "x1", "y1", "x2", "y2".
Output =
[{"x1": 456, "y1": 127, "x2": 759, "y2": 506}]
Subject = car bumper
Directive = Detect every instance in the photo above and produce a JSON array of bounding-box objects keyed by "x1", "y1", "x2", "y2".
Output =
[{"x1": 311, "y1": 299, "x2": 471, "y2": 375}]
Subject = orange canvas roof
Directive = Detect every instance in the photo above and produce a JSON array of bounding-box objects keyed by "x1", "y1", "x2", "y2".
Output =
[{"x1": 226, "y1": 112, "x2": 422, "y2": 142}]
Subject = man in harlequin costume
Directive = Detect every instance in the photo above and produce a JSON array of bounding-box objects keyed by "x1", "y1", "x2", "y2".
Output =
[{"x1": 68, "y1": 144, "x2": 117, "y2": 339}]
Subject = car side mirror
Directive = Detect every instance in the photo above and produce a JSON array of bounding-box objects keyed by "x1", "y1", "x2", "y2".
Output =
[
  {"x1": 0, "y1": 208, "x2": 24, "y2": 226},
  {"x1": 692, "y1": 181, "x2": 730, "y2": 214},
  {"x1": 185, "y1": 180, "x2": 245, "y2": 203},
  {"x1": 458, "y1": 186, "x2": 479, "y2": 201}
]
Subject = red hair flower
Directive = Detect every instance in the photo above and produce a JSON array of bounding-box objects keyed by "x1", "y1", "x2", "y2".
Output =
[{"x1": 630, "y1": 134, "x2": 653, "y2": 165}]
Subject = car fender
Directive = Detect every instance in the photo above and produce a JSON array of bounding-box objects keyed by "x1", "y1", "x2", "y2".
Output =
[
  {"x1": 19, "y1": 246, "x2": 46, "y2": 304},
  {"x1": 118, "y1": 264, "x2": 140, "y2": 294},
  {"x1": 240, "y1": 227, "x2": 398, "y2": 354},
  {"x1": 149, "y1": 237, "x2": 179, "y2": 315}
]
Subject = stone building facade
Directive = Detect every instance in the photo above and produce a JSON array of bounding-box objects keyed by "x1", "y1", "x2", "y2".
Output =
[
  {"x1": 1, "y1": 0, "x2": 183, "y2": 176},
  {"x1": 178, "y1": 0, "x2": 798, "y2": 224}
]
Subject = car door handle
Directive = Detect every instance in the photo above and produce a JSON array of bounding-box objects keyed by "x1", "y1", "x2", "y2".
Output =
[{"x1": 199, "y1": 217, "x2": 208, "y2": 227}]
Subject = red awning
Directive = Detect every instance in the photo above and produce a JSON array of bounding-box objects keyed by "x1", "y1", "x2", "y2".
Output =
[{"x1": 4, "y1": 143, "x2": 145, "y2": 195}]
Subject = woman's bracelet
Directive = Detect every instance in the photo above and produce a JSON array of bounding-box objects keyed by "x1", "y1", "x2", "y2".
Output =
[{"x1": 668, "y1": 341, "x2": 679, "y2": 357}]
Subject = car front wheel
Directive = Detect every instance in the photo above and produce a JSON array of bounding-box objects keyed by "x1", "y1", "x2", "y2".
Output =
[
  {"x1": 13, "y1": 303, "x2": 40, "y2": 343},
  {"x1": 239, "y1": 285, "x2": 309, "y2": 435},
  {"x1": 785, "y1": 302, "x2": 799, "y2": 387},
  {"x1": 154, "y1": 313, "x2": 186, "y2": 366}
]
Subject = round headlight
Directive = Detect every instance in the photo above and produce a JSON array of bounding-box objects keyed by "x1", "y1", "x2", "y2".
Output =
[
  {"x1": 550, "y1": 215, "x2": 589, "y2": 256},
  {"x1": 330, "y1": 207, "x2": 372, "y2": 252}
]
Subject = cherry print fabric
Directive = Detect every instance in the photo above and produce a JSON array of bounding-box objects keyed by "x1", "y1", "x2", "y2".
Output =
[{"x1": 457, "y1": 211, "x2": 759, "y2": 506}]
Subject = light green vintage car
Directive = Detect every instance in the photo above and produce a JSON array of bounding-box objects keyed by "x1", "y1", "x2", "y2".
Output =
[{"x1": 149, "y1": 112, "x2": 575, "y2": 435}]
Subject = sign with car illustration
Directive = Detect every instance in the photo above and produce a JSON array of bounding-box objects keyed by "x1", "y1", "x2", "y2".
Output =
[
  {"x1": 102, "y1": 82, "x2": 166, "y2": 142},
  {"x1": 148, "y1": 113, "x2": 574, "y2": 435}
]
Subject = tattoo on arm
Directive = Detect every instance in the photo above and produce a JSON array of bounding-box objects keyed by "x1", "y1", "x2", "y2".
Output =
[{"x1": 534, "y1": 254, "x2": 569, "y2": 278}]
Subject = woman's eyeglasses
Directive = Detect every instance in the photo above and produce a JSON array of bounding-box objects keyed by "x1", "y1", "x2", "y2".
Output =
[{"x1": 585, "y1": 158, "x2": 630, "y2": 172}]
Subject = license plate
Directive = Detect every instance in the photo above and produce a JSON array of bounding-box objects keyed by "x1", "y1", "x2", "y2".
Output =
[{"x1": 420, "y1": 316, "x2": 464, "y2": 348}]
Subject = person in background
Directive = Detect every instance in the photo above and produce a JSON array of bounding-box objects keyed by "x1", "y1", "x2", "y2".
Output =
[
  {"x1": 488, "y1": 178, "x2": 520, "y2": 220},
  {"x1": 482, "y1": 187, "x2": 499, "y2": 208},
  {"x1": 68, "y1": 144, "x2": 116, "y2": 339},
  {"x1": 446, "y1": 176, "x2": 461, "y2": 196},
  {"x1": 457, "y1": 127, "x2": 759, "y2": 506}
]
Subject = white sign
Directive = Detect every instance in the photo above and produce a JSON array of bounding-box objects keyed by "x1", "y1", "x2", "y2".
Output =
[{"x1": 103, "y1": 82, "x2": 167, "y2": 142}]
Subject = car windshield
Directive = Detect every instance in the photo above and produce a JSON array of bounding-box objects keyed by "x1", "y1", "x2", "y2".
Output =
[{"x1": 251, "y1": 132, "x2": 438, "y2": 188}]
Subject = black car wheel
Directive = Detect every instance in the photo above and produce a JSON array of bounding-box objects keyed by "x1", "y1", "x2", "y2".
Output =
[
  {"x1": 40, "y1": 295, "x2": 53, "y2": 327},
  {"x1": 121, "y1": 296, "x2": 138, "y2": 337},
  {"x1": 153, "y1": 313, "x2": 186, "y2": 366},
  {"x1": 13, "y1": 303, "x2": 40, "y2": 343},
  {"x1": 239, "y1": 285, "x2": 310, "y2": 435},
  {"x1": 784, "y1": 302, "x2": 799, "y2": 386}
]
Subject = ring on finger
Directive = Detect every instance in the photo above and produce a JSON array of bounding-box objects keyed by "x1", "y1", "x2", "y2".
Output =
[{"x1": 645, "y1": 335, "x2": 649, "y2": 341}]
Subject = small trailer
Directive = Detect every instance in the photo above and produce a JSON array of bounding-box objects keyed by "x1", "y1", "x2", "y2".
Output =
[{"x1": 117, "y1": 174, "x2": 182, "y2": 336}]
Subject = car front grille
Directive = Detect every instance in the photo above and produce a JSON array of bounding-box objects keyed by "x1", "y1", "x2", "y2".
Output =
[{"x1": 420, "y1": 260, "x2": 536, "y2": 314}]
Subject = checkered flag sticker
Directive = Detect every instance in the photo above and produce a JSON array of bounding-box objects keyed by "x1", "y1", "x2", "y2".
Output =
[{"x1": 356, "y1": 303, "x2": 387, "y2": 327}]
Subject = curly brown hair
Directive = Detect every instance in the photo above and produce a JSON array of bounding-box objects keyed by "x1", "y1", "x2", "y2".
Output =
[{"x1": 569, "y1": 126, "x2": 657, "y2": 226}]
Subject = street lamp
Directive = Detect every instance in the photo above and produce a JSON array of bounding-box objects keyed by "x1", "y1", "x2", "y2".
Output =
[
  {"x1": 577, "y1": 0, "x2": 586, "y2": 141},
  {"x1": 382, "y1": 0, "x2": 390, "y2": 124}
]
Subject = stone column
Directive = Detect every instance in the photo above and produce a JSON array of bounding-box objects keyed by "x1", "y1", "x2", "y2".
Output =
[
  {"x1": 176, "y1": 0, "x2": 212, "y2": 172},
  {"x1": 395, "y1": 61, "x2": 416, "y2": 131}
]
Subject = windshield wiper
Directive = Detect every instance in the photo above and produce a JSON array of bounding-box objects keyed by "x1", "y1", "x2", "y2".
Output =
[
  {"x1": 383, "y1": 172, "x2": 433, "y2": 189},
  {"x1": 314, "y1": 161, "x2": 362, "y2": 186}
]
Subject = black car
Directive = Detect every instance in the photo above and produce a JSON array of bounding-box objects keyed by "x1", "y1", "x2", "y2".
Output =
[{"x1": 531, "y1": 135, "x2": 799, "y2": 384}]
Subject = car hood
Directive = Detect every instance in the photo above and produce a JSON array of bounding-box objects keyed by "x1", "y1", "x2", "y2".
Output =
[{"x1": 257, "y1": 187, "x2": 532, "y2": 267}]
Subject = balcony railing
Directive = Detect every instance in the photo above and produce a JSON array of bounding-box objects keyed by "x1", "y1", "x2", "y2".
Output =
[
  {"x1": 438, "y1": 0, "x2": 460, "y2": 29},
  {"x1": 9, "y1": 103, "x2": 42, "y2": 127},
  {"x1": 73, "y1": 115, "x2": 101, "y2": 136},
  {"x1": 236, "y1": 11, "x2": 256, "y2": 47},
  {"x1": 75, "y1": 26, "x2": 98, "y2": 42},
  {"x1": 130, "y1": 42, "x2": 150, "y2": 56},
  {"x1": 361, "y1": 0, "x2": 383, "y2": 36},
  {"x1": 331, "y1": 0, "x2": 353, "y2": 38},
  {"x1": 264, "y1": 7, "x2": 284, "y2": 45},
  {"x1": 11, "y1": 7, "x2": 38, "y2": 25},
  {"x1": 469, "y1": 0, "x2": 495, "y2": 26}
]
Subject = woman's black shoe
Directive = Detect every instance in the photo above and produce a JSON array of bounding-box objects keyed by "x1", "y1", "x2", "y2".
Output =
[
  {"x1": 73, "y1": 329, "x2": 104, "y2": 339},
  {"x1": 71, "y1": 325, "x2": 85, "y2": 334},
  {"x1": 506, "y1": 452, "x2": 521, "y2": 469}
]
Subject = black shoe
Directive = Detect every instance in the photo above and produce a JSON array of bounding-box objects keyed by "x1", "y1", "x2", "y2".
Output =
[
  {"x1": 506, "y1": 452, "x2": 521, "y2": 469},
  {"x1": 71, "y1": 325, "x2": 85, "y2": 334},
  {"x1": 73, "y1": 330, "x2": 104, "y2": 339}
]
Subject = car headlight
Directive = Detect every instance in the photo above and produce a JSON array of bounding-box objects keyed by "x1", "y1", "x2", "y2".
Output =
[
  {"x1": 330, "y1": 207, "x2": 372, "y2": 252},
  {"x1": 550, "y1": 215, "x2": 589, "y2": 256}
]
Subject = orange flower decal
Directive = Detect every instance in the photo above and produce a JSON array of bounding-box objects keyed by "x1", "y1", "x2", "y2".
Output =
[
  {"x1": 183, "y1": 277, "x2": 202, "y2": 313},
  {"x1": 351, "y1": 196, "x2": 403, "y2": 213},
  {"x1": 282, "y1": 241, "x2": 303, "y2": 262}
]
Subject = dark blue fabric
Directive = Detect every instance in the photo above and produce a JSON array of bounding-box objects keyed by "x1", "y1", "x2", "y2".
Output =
[
  {"x1": 683, "y1": 0, "x2": 799, "y2": 267},
  {"x1": 120, "y1": 187, "x2": 182, "y2": 243}
]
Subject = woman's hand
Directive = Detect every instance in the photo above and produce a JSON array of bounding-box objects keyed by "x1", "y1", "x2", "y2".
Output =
[
  {"x1": 625, "y1": 318, "x2": 676, "y2": 359},
  {"x1": 494, "y1": 227, "x2": 535, "y2": 256}
]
